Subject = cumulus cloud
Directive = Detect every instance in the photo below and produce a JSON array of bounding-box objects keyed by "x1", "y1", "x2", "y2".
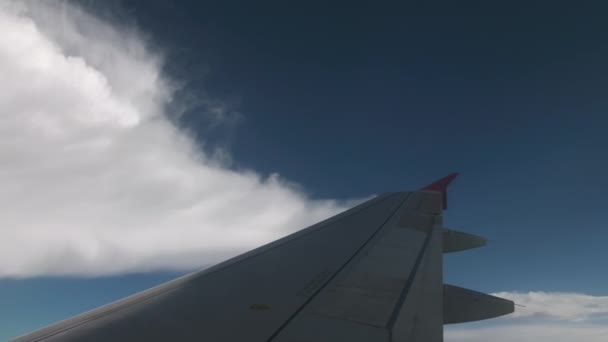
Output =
[
  {"x1": 445, "y1": 292, "x2": 608, "y2": 342},
  {"x1": 0, "y1": 0, "x2": 354, "y2": 278}
]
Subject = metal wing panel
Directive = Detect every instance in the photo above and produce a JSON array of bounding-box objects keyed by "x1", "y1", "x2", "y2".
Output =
[
  {"x1": 13, "y1": 192, "x2": 411, "y2": 342},
  {"x1": 274, "y1": 191, "x2": 444, "y2": 342},
  {"x1": 390, "y1": 209, "x2": 443, "y2": 342}
]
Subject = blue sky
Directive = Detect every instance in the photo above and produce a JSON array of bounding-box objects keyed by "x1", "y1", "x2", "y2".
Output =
[{"x1": 1, "y1": 1, "x2": 607, "y2": 340}]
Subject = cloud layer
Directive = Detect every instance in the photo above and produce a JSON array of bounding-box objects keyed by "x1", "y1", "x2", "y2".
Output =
[
  {"x1": 0, "y1": 0, "x2": 351, "y2": 278},
  {"x1": 446, "y1": 323, "x2": 608, "y2": 342},
  {"x1": 446, "y1": 291, "x2": 608, "y2": 342},
  {"x1": 495, "y1": 291, "x2": 608, "y2": 321}
]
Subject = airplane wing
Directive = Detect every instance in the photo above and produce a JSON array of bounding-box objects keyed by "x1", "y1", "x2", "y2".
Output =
[{"x1": 12, "y1": 173, "x2": 513, "y2": 342}]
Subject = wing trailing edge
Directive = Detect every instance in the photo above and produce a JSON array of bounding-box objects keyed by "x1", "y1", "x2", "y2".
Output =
[{"x1": 426, "y1": 173, "x2": 514, "y2": 325}]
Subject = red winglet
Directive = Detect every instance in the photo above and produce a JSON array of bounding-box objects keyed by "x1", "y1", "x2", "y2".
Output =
[{"x1": 421, "y1": 172, "x2": 459, "y2": 210}]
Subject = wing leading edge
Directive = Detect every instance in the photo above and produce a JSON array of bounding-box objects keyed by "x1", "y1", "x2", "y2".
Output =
[{"x1": 12, "y1": 174, "x2": 513, "y2": 342}]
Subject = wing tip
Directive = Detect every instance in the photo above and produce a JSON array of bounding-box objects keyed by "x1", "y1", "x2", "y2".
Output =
[
  {"x1": 421, "y1": 172, "x2": 459, "y2": 192},
  {"x1": 421, "y1": 172, "x2": 459, "y2": 210}
]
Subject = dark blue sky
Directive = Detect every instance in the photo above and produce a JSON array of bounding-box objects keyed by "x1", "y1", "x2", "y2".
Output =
[
  {"x1": 132, "y1": 0, "x2": 608, "y2": 198},
  {"x1": 2, "y1": 1, "x2": 608, "y2": 339}
]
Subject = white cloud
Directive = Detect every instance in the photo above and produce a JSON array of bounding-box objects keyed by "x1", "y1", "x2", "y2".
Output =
[
  {"x1": 445, "y1": 292, "x2": 608, "y2": 342},
  {"x1": 494, "y1": 291, "x2": 608, "y2": 321},
  {"x1": 0, "y1": 0, "x2": 354, "y2": 278},
  {"x1": 446, "y1": 323, "x2": 608, "y2": 342}
]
